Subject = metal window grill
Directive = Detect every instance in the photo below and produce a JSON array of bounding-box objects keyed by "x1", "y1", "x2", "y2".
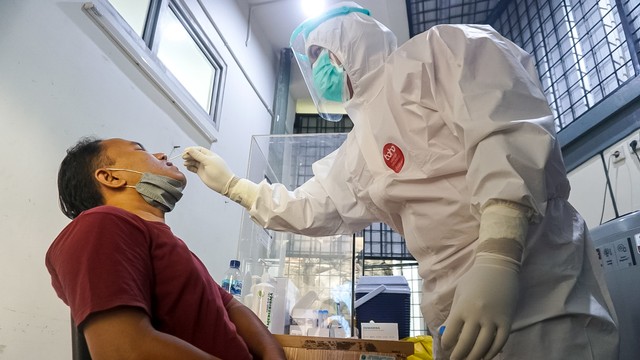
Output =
[
  {"x1": 361, "y1": 223, "x2": 414, "y2": 260},
  {"x1": 294, "y1": 114, "x2": 354, "y2": 133},
  {"x1": 406, "y1": 0, "x2": 502, "y2": 34},
  {"x1": 406, "y1": 0, "x2": 640, "y2": 132},
  {"x1": 625, "y1": 0, "x2": 640, "y2": 54}
]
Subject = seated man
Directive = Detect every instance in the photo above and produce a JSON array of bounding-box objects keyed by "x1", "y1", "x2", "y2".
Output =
[{"x1": 46, "y1": 137, "x2": 286, "y2": 360}]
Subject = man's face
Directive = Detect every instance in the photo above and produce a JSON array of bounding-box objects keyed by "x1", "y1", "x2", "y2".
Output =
[{"x1": 101, "y1": 138, "x2": 187, "y2": 185}]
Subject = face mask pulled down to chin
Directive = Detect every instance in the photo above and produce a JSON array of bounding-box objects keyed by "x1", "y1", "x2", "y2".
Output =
[{"x1": 106, "y1": 168, "x2": 185, "y2": 212}]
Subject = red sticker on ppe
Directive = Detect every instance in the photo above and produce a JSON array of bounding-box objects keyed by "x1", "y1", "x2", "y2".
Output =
[{"x1": 382, "y1": 143, "x2": 404, "y2": 173}]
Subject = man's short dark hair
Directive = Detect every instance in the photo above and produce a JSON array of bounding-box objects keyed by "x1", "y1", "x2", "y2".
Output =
[{"x1": 57, "y1": 137, "x2": 114, "y2": 219}]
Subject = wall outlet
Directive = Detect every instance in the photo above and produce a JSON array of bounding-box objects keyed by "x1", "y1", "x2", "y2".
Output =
[{"x1": 611, "y1": 144, "x2": 626, "y2": 163}]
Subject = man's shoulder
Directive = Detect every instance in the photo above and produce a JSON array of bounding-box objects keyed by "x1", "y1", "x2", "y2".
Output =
[
  {"x1": 53, "y1": 206, "x2": 146, "y2": 244},
  {"x1": 47, "y1": 206, "x2": 150, "y2": 261}
]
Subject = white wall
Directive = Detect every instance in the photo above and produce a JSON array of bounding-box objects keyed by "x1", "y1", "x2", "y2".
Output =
[
  {"x1": 0, "y1": 0, "x2": 275, "y2": 358},
  {"x1": 568, "y1": 130, "x2": 640, "y2": 229},
  {"x1": 0, "y1": 0, "x2": 637, "y2": 357}
]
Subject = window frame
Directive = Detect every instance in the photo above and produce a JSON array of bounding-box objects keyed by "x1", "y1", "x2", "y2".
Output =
[{"x1": 83, "y1": 0, "x2": 227, "y2": 142}]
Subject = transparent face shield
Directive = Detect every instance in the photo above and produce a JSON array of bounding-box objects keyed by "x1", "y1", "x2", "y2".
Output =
[{"x1": 290, "y1": 5, "x2": 370, "y2": 122}]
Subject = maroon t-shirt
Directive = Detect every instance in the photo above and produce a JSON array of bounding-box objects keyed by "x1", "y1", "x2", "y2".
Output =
[{"x1": 45, "y1": 205, "x2": 252, "y2": 359}]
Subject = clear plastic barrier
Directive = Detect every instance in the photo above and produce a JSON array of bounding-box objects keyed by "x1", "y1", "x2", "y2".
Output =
[{"x1": 237, "y1": 133, "x2": 354, "y2": 337}]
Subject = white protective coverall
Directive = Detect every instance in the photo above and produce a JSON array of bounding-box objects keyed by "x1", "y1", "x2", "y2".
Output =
[{"x1": 185, "y1": 11, "x2": 619, "y2": 360}]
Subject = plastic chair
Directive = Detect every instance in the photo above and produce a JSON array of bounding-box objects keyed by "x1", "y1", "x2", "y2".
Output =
[{"x1": 71, "y1": 315, "x2": 92, "y2": 360}]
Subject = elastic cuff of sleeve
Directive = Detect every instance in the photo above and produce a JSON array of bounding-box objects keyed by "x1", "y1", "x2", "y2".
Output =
[
  {"x1": 476, "y1": 238, "x2": 523, "y2": 265},
  {"x1": 222, "y1": 176, "x2": 238, "y2": 196},
  {"x1": 481, "y1": 199, "x2": 534, "y2": 221},
  {"x1": 478, "y1": 201, "x2": 530, "y2": 263},
  {"x1": 475, "y1": 252, "x2": 521, "y2": 272},
  {"x1": 227, "y1": 178, "x2": 259, "y2": 210}
]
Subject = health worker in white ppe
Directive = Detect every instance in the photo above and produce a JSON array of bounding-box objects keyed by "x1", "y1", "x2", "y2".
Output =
[{"x1": 183, "y1": 3, "x2": 619, "y2": 359}]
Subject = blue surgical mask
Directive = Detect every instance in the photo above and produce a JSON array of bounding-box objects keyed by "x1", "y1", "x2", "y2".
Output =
[
  {"x1": 312, "y1": 50, "x2": 344, "y2": 102},
  {"x1": 106, "y1": 168, "x2": 185, "y2": 212}
]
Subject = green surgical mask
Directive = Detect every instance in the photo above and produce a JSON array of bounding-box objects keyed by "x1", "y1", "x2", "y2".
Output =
[
  {"x1": 312, "y1": 50, "x2": 344, "y2": 102},
  {"x1": 106, "y1": 168, "x2": 184, "y2": 212}
]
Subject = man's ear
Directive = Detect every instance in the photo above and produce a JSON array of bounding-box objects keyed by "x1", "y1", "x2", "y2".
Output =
[{"x1": 95, "y1": 168, "x2": 127, "y2": 189}]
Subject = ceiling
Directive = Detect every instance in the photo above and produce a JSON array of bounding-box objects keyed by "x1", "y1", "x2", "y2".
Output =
[
  {"x1": 238, "y1": 0, "x2": 410, "y2": 52},
  {"x1": 235, "y1": 0, "x2": 411, "y2": 100}
]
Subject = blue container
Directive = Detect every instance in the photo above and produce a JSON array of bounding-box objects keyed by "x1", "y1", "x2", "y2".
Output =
[{"x1": 355, "y1": 275, "x2": 411, "y2": 339}]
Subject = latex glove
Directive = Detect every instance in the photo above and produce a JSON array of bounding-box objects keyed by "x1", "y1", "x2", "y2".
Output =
[
  {"x1": 441, "y1": 202, "x2": 530, "y2": 360},
  {"x1": 182, "y1": 146, "x2": 258, "y2": 209},
  {"x1": 182, "y1": 146, "x2": 235, "y2": 193}
]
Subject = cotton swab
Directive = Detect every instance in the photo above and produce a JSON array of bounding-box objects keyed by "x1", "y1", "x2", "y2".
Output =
[{"x1": 167, "y1": 145, "x2": 182, "y2": 161}]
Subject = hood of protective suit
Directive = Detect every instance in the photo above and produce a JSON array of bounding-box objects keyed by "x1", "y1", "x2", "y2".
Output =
[{"x1": 304, "y1": 10, "x2": 397, "y2": 98}]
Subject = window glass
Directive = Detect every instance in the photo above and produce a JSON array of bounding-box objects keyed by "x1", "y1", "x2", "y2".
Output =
[
  {"x1": 109, "y1": 0, "x2": 150, "y2": 37},
  {"x1": 155, "y1": 7, "x2": 215, "y2": 113}
]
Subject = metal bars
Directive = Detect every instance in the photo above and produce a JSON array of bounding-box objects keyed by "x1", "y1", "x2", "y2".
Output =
[
  {"x1": 405, "y1": 0, "x2": 501, "y2": 36},
  {"x1": 405, "y1": 0, "x2": 640, "y2": 132},
  {"x1": 361, "y1": 222, "x2": 413, "y2": 260},
  {"x1": 494, "y1": 0, "x2": 637, "y2": 130},
  {"x1": 293, "y1": 114, "x2": 354, "y2": 133}
]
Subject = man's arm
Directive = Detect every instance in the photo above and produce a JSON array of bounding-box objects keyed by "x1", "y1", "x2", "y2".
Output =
[
  {"x1": 225, "y1": 298, "x2": 286, "y2": 359},
  {"x1": 83, "y1": 307, "x2": 219, "y2": 360}
]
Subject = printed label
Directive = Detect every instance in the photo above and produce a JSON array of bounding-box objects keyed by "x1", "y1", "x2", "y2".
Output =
[
  {"x1": 221, "y1": 279, "x2": 242, "y2": 296},
  {"x1": 359, "y1": 355, "x2": 395, "y2": 360},
  {"x1": 265, "y1": 292, "x2": 274, "y2": 326},
  {"x1": 596, "y1": 237, "x2": 637, "y2": 273},
  {"x1": 361, "y1": 322, "x2": 399, "y2": 340},
  {"x1": 597, "y1": 244, "x2": 617, "y2": 272},
  {"x1": 383, "y1": 143, "x2": 404, "y2": 173},
  {"x1": 614, "y1": 238, "x2": 633, "y2": 268}
]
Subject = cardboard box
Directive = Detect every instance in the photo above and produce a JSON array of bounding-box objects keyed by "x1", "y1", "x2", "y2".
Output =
[{"x1": 274, "y1": 334, "x2": 414, "y2": 360}]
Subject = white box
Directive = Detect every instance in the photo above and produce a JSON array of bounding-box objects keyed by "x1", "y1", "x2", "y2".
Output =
[{"x1": 361, "y1": 322, "x2": 399, "y2": 340}]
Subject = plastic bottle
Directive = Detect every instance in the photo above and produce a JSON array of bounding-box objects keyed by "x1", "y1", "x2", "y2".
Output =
[
  {"x1": 241, "y1": 259, "x2": 255, "y2": 298},
  {"x1": 221, "y1": 260, "x2": 243, "y2": 300},
  {"x1": 243, "y1": 275, "x2": 261, "y2": 309},
  {"x1": 251, "y1": 271, "x2": 276, "y2": 328},
  {"x1": 320, "y1": 309, "x2": 329, "y2": 328}
]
